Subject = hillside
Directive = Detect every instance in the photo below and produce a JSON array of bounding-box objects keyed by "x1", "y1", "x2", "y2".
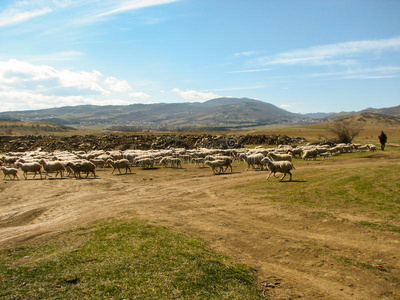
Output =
[
  {"x1": 327, "y1": 105, "x2": 400, "y2": 120},
  {"x1": 0, "y1": 98, "x2": 305, "y2": 130},
  {"x1": 0, "y1": 119, "x2": 74, "y2": 135}
]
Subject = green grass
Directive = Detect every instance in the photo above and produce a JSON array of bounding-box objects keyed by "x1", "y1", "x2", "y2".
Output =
[
  {"x1": 233, "y1": 155, "x2": 400, "y2": 231},
  {"x1": 0, "y1": 219, "x2": 264, "y2": 300}
]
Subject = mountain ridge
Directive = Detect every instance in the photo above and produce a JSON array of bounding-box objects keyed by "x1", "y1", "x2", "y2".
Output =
[{"x1": 0, "y1": 97, "x2": 398, "y2": 130}]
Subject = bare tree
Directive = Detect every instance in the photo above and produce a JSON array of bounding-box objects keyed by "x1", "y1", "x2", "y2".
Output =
[{"x1": 328, "y1": 119, "x2": 363, "y2": 144}]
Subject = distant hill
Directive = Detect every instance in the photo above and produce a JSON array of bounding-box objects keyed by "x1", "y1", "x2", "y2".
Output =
[
  {"x1": 0, "y1": 98, "x2": 306, "y2": 130},
  {"x1": 0, "y1": 119, "x2": 74, "y2": 135},
  {"x1": 0, "y1": 98, "x2": 397, "y2": 132},
  {"x1": 327, "y1": 105, "x2": 400, "y2": 120}
]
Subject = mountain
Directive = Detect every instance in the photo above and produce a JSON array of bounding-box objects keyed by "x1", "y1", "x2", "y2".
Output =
[
  {"x1": 1, "y1": 98, "x2": 397, "y2": 131},
  {"x1": 0, "y1": 97, "x2": 305, "y2": 130},
  {"x1": 326, "y1": 105, "x2": 400, "y2": 120}
]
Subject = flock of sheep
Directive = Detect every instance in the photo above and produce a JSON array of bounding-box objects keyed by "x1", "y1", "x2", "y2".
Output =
[{"x1": 1, "y1": 142, "x2": 377, "y2": 182}]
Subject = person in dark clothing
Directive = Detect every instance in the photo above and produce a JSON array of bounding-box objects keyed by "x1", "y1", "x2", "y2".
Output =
[{"x1": 378, "y1": 131, "x2": 387, "y2": 151}]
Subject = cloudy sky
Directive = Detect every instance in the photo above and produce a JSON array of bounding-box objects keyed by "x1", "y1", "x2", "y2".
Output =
[{"x1": 0, "y1": 0, "x2": 399, "y2": 113}]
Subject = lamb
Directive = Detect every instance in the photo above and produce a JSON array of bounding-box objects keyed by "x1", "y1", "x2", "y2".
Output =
[
  {"x1": 66, "y1": 161, "x2": 96, "y2": 179},
  {"x1": 38, "y1": 159, "x2": 65, "y2": 179},
  {"x1": 14, "y1": 162, "x2": 43, "y2": 180},
  {"x1": 239, "y1": 153, "x2": 264, "y2": 171},
  {"x1": 267, "y1": 152, "x2": 292, "y2": 162},
  {"x1": 107, "y1": 159, "x2": 132, "y2": 174},
  {"x1": 1, "y1": 166, "x2": 19, "y2": 180},
  {"x1": 261, "y1": 157, "x2": 295, "y2": 181}
]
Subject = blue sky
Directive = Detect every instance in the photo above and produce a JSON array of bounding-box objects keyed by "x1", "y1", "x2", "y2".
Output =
[{"x1": 0, "y1": 0, "x2": 399, "y2": 114}]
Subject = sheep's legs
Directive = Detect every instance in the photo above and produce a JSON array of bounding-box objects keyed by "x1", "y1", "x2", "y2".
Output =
[
  {"x1": 266, "y1": 172, "x2": 273, "y2": 180},
  {"x1": 280, "y1": 171, "x2": 292, "y2": 181}
]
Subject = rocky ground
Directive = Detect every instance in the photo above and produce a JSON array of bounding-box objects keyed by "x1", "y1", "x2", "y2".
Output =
[{"x1": 0, "y1": 133, "x2": 307, "y2": 153}]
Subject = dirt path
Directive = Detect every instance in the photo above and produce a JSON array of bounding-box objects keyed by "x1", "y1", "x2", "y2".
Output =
[{"x1": 1, "y1": 156, "x2": 399, "y2": 299}]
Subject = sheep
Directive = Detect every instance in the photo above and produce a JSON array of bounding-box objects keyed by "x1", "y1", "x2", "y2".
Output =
[
  {"x1": 204, "y1": 160, "x2": 226, "y2": 175},
  {"x1": 302, "y1": 149, "x2": 318, "y2": 160},
  {"x1": 287, "y1": 148, "x2": 302, "y2": 158},
  {"x1": 357, "y1": 145, "x2": 369, "y2": 152},
  {"x1": 135, "y1": 158, "x2": 154, "y2": 169},
  {"x1": 14, "y1": 162, "x2": 43, "y2": 180},
  {"x1": 1, "y1": 166, "x2": 19, "y2": 180},
  {"x1": 239, "y1": 153, "x2": 264, "y2": 171},
  {"x1": 191, "y1": 157, "x2": 205, "y2": 168},
  {"x1": 1, "y1": 156, "x2": 18, "y2": 166},
  {"x1": 267, "y1": 152, "x2": 292, "y2": 162},
  {"x1": 319, "y1": 152, "x2": 330, "y2": 160},
  {"x1": 367, "y1": 144, "x2": 377, "y2": 152},
  {"x1": 261, "y1": 157, "x2": 295, "y2": 181},
  {"x1": 170, "y1": 157, "x2": 182, "y2": 169},
  {"x1": 66, "y1": 161, "x2": 96, "y2": 179},
  {"x1": 204, "y1": 158, "x2": 232, "y2": 175},
  {"x1": 38, "y1": 159, "x2": 65, "y2": 179},
  {"x1": 90, "y1": 158, "x2": 107, "y2": 169},
  {"x1": 107, "y1": 159, "x2": 132, "y2": 174},
  {"x1": 159, "y1": 157, "x2": 171, "y2": 167}
]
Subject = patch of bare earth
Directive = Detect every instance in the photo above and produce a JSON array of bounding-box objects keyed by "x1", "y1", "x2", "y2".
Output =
[{"x1": 1, "y1": 154, "x2": 399, "y2": 299}]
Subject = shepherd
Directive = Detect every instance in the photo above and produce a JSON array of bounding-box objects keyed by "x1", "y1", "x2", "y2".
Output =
[{"x1": 378, "y1": 131, "x2": 387, "y2": 151}]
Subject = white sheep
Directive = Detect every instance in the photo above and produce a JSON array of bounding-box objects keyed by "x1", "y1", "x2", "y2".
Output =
[
  {"x1": 1, "y1": 166, "x2": 19, "y2": 180},
  {"x1": 286, "y1": 148, "x2": 302, "y2": 158},
  {"x1": 239, "y1": 153, "x2": 264, "y2": 171},
  {"x1": 38, "y1": 159, "x2": 65, "y2": 179},
  {"x1": 135, "y1": 158, "x2": 154, "y2": 169},
  {"x1": 107, "y1": 159, "x2": 132, "y2": 174},
  {"x1": 191, "y1": 157, "x2": 205, "y2": 168},
  {"x1": 302, "y1": 149, "x2": 318, "y2": 160},
  {"x1": 204, "y1": 160, "x2": 226, "y2": 175},
  {"x1": 14, "y1": 162, "x2": 43, "y2": 180},
  {"x1": 267, "y1": 152, "x2": 292, "y2": 162},
  {"x1": 90, "y1": 158, "x2": 107, "y2": 169},
  {"x1": 262, "y1": 157, "x2": 295, "y2": 181},
  {"x1": 170, "y1": 157, "x2": 182, "y2": 169},
  {"x1": 319, "y1": 152, "x2": 330, "y2": 160},
  {"x1": 66, "y1": 161, "x2": 96, "y2": 179}
]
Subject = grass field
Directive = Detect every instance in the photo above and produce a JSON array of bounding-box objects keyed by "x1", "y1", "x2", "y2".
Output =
[{"x1": 0, "y1": 219, "x2": 263, "y2": 299}]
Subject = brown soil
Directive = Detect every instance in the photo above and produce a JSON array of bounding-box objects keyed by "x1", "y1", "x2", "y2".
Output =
[{"x1": 1, "y1": 156, "x2": 399, "y2": 299}]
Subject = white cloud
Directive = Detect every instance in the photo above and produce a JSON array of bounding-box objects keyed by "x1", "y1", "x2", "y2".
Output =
[
  {"x1": 256, "y1": 36, "x2": 400, "y2": 66},
  {"x1": 0, "y1": 7, "x2": 52, "y2": 27},
  {"x1": 172, "y1": 88, "x2": 220, "y2": 102},
  {"x1": 105, "y1": 77, "x2": 132, "y2": 92},
  {"x1": 0, "y1": 59, "x2": 107, "y2": 95},
  {"x1": 0, "y1": 90, "x2": 93, "y2": 112},
  {"x1": 280, "y1": 104, "x2": 292, "y2": 108},
  {"x1": 94, "y1": 0, "x2": 179, "y2": 18},
  {"x1": 129, "y1": 92, "x2": 151, "y2": 99},
  {"x1": 227, "y1": 68, "x2": 271, "y2": 74},
  {"x1": 233, "y1": 51, "x2": 257, "y2": 57},
  {"x1": 309, "y1": 66, "x2": 400, "y2": 80}
]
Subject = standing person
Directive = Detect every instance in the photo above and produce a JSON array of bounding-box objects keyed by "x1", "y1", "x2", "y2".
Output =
[{"x1": 378, "y1": 131, "x2": 387, "y2": 151}]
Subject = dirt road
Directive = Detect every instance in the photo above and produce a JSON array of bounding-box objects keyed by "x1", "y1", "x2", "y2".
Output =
[{"x1": 1, "y1": 157, "x2": 399, "y2": 299}]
